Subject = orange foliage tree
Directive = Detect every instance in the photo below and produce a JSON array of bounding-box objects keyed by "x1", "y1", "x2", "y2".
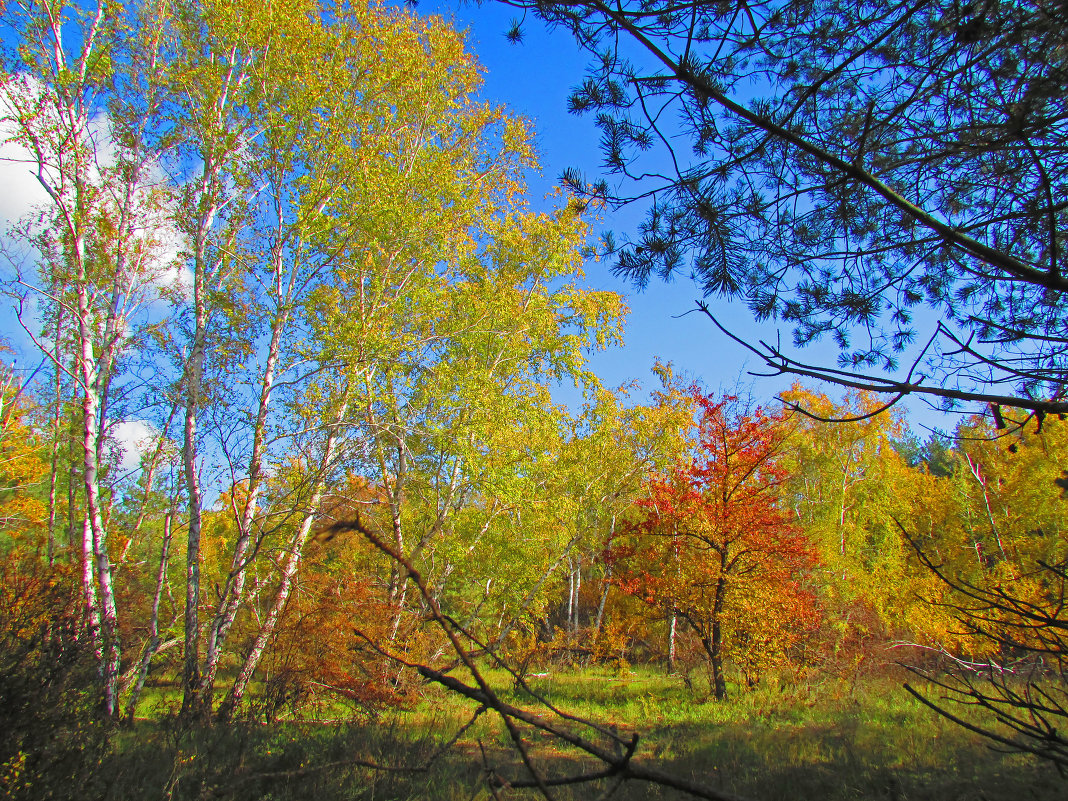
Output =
[{"x1": 615, "y1": 391, "x2": 819, "y2": 698}]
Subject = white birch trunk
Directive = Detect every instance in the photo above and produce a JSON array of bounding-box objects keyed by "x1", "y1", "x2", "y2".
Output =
[
  {"x1": 180, "y1": 236, "x2": 208, "y2": 717},
  {"x1": 202, "y1": 290, "x2": 292, "y2": 695},
  {"x1": 219, "y1": 400, "x2": 348, "y2": 719}
]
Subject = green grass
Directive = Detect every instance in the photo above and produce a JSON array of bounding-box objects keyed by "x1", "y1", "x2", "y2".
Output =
[
  {"x1": 470, "y1": 666, "x2": 1062, "y2": 800},
  {"x1": 85, "y1": 667, "x2": 1064, "y2": 800}
]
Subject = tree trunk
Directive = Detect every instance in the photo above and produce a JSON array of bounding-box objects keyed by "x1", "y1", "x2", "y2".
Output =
[
  {"x1": 593, "y1": 565, "x2": 612, "y2": 637},
  {"x1": 566, "y1": 560, "x2": 575, "y2": 632},
  {"x1": 709, "y1": 572, "x2": 728, "y2": 701},
  {"x1": 180, "y1": 254, "x2": 208, "y2": 719},
  {"x1": 67, "y1": 411, "x2": 79, "y2": 552},
  {"x1": 202, "y1": 300, "x2": 291, "y2": 696},
  {"x1": 386, "y1": 424, "x2": 408, "y2": 640},
  {"x1": 46, "y1": 309, "x2": 65, "y2": 567},
  {"x1": 668, "y1": 611, "x2": 677, "y2": 673},
  {"x1": 592, "y1": 515, "x2": 616, "y2": 637},
  {"x1": 218, "y1": 405, "x2": 346, "y2": 720},
  {"x1": 75, "y1": 272, "x2": 121, "y2": 717},
  {"x1": 571, "y1": 558, "x2": 582, "y2": 633},
  {"x1": 124, "y1": 511, "x2": 173, "y2": 719}
]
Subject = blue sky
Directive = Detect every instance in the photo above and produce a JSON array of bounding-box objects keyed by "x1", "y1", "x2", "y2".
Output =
[
  {"x1": 416, "y1": 1, "x2": 961, "y2": 434},
  {"x1": 0, "y1": 0, "x2": 952, "y2": 433},
  {"x1": 420, "y1": 1, "x2": 795, "y2": 401},
  {"x1": 416, "y1": 2, "x2": 926, "y2": 418}
]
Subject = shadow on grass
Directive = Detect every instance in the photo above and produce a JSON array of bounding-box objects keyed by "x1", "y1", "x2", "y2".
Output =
[
  {"x1": 100, "y1": 717, "x2": 483, "y2": 801},
  {"x1": 484, "y1": 669, "x2": 1065, "y2": 801},
  {"x1": 625, "y1": 719, "x2": 1064, "y2": 801},
  {"x1": 90, "y1": 672, "x2": 1065, "y2": 801}
]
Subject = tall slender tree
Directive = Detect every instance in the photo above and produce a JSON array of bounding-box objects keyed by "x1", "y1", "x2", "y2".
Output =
[{"x1": 2, "y1": 0, "x2": 178, "y2": 716}]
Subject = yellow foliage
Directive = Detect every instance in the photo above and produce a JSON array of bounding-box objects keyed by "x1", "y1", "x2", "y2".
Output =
[{"x1": 0, "y1": 380, "x2": 48, "y2": 542}]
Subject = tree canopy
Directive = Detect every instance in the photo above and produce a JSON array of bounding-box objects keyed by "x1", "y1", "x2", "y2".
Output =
[
  {"x1": 2, "y1": 0, "x2": 1068, "y2": 793},
  {"x1": 0, "y1": 0, "x2": 624, "y2": 718}
]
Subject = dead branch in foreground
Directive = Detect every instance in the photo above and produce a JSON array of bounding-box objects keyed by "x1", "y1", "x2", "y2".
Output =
[
  {"x1": 900, "y1": 525, "x2": 1068, "y2": 771},
  {"x1": 332, "y1": 516, "x2": 752, "y2": 801}
]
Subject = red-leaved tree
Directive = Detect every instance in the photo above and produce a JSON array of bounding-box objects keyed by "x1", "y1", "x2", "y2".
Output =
[{"x1": 616, "y1": 392, "x2": 819, "y2": 698}]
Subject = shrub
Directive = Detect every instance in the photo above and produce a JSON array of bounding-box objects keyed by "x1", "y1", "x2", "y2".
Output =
[{"x1": 0, "y1": 557, "x2": 110, "y2": 800}]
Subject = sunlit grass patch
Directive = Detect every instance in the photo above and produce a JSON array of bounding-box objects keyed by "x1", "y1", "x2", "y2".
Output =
[{"x1": 95, "y1": 666, "x2": 1064, "y2": 800}]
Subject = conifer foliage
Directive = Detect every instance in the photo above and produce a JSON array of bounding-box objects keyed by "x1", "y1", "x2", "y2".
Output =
[{"x1": 501, "y1": 0, "x2": 1068, "y2": 413}]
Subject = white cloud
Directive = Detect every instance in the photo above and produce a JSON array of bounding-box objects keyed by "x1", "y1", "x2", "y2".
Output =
[
  {"x1": 110, "y1": 419, "x2": 160, "y2": 472},
  {"x1": 0, "y1": 120, "x2": 50, "y2": 225},
  {"x1": 2, "y1": 75, "x2": 191, "y2": 303},
  {"x1": 149, "y1": 223, "x2": 193, "y2": 299},
  {"x1": 1, "y1": 74, "x2": 62, "y2": 226}
]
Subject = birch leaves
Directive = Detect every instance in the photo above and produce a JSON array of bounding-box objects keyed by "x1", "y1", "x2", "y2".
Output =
[{"x1": 2, "y1": 0, "x2": 623, "y2": 717}]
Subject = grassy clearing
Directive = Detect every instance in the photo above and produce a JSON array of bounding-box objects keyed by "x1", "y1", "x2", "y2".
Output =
[
  {"x1": 95, "y1": 667, "x2": 1061, "y2": 800},
  {"x1": 473, "y1": 666, "x2": 1063, "y2": 801}
]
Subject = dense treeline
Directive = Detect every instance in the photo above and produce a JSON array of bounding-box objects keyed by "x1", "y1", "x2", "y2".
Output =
[
  {"x1": 1, "y1": 0, "x2": 631, "y2": 722},
  {"x1": 1, "y1": 0, "x2": 1067, "y2": 796},
  {"x1": 5, "y1": 324, "x2": 1068, "y2": 713}
]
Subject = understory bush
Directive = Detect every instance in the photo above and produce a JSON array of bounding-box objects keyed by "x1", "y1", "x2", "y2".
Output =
[{"x1": 0, "y1": 557, "x2": 110, "y2": 800}]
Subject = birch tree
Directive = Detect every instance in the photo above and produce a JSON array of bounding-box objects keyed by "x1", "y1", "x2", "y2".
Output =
[{"x1": 1, "y1": 0, "x2": 176, "y2": 716}]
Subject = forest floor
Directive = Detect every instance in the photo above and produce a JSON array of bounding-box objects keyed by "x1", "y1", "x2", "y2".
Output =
[{"x1": 100, "y1": 666, "x2": 1062, "y2": 801}]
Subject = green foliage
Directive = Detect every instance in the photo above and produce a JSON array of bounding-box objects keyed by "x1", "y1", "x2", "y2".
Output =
[{"x1": 782, "y1": 387, "x2": 964, "y2": 649}]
